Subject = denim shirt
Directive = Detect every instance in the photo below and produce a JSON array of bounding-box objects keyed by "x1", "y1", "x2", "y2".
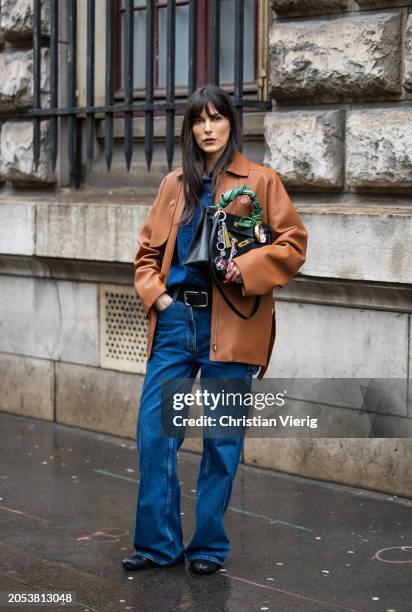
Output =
[{"x1": 166, "y1": 171, "x2": 214, "y2": 291}]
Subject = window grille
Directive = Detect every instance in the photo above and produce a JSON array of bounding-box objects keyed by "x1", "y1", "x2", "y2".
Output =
[{"x1": 30, "y1": 0, "x2": 271, "y2": 188}]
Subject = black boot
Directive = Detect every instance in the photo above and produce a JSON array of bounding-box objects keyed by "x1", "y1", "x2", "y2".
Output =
[{"x1": 189, "y1": 559, "x2": 222, "y2": 575}]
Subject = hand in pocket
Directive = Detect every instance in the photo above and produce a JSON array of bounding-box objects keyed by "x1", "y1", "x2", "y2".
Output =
[{"x1": 157, "y1": 298, "x2": 174, "y2": 313}]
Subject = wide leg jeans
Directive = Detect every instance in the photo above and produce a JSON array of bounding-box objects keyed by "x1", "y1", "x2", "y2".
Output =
[{"x1": 132, "y1": 296, "x2": 258, "y2": 566}]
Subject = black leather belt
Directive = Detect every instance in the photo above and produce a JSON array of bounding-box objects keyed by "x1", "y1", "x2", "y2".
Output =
[{"x1": 172, "y1": 285, "x2": 211, "y2": 308}]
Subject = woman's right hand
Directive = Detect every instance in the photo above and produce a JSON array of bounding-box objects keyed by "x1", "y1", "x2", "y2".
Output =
[{"x1": 154, "y1": 292, "x2": 174, "y2": 312}]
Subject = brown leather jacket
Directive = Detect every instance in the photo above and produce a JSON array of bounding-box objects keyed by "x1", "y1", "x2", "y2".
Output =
[{"x1": 134, "y1": 150, "x2": 308, "y2": 380}]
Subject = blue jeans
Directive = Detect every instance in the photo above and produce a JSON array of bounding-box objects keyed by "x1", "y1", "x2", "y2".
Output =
[{"x1": 133, "y1": 295, "x2": 259, "y2": 566}]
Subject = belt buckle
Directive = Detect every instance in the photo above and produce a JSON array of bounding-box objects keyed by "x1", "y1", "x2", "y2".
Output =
[{"x1": 184, "y1": 290, "x2": 208, "y2": 307}]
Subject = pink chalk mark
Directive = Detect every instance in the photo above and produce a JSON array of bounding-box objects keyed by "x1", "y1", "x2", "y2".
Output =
[
  {"x1": 0, "y1": 505, "x2": 49, "y2": 524},
  {"x1": 223, "y1": 573, "x2": 361, "y2": 612},
  {"x1": 77, "y1": 528, "x2": 128, "y2": 543}
]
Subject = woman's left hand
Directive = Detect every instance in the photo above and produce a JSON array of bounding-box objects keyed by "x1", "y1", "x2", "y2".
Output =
[{"x1": 224, "y1": 262, "x2": 243, "y2": 284}]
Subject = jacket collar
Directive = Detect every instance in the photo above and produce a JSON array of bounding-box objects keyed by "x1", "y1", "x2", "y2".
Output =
[{"x1": 175, "y1": 149, "x2": 249, "y2": 178}]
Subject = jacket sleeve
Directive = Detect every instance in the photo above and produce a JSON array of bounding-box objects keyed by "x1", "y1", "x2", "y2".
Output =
[
  {"x1": 134, "y1": 176, "x2": 169, "y2": 317},
  {"x1": 233, "y1": 169, "x2": 308, "y2": 297}
]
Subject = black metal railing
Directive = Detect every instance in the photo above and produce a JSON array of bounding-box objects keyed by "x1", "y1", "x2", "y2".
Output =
[{"x1": 30, "y1": 0, "x2": 271, "y2": 188}]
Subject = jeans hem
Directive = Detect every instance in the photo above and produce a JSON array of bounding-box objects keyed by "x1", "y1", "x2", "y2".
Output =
[
  {"x1": 133, "y1": 551, "x2": 183, "y2": 566},
  {"x1": 185, "y1": 554, "x2": 223, "y2": 565}
]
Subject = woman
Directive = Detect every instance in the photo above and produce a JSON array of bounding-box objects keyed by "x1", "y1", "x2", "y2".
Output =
[{"x1": 122, "y1": 85, "x2": 308, "y2": 575}]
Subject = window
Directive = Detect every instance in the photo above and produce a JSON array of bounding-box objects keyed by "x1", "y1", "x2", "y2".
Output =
[
  {"x1": 116, "y1": 0, "x2": 258, "y2": 96},
  {"x1": 29, "y1": 0, "x2": 269, "y2": 185}
]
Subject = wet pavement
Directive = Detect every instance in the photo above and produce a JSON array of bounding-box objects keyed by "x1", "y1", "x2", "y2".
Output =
[{"x1": 0, "y1": 411, "x2": 411, "y2": 612}]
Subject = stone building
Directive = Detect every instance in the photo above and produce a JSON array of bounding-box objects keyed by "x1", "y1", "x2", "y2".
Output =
[{"x1": 0, "y1": 0, "x2": 411, "y2": 496}]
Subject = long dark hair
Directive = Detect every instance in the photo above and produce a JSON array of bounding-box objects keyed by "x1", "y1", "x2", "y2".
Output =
[{"x1": 179, "y1": 84, "x2": 243, "y2": 224}]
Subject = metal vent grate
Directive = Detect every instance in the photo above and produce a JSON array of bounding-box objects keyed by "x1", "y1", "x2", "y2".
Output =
[{"x1": 99, "y1": 284, "x2": 147, "y2": 374}]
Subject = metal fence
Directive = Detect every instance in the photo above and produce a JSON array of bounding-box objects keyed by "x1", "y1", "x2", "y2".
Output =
[{"x1": 31, "y1": 0, "x2": 271, "y2": 188}]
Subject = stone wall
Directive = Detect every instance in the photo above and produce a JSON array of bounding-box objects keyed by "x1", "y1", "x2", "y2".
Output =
[
  {"x1": 0, "y1": 0, "x2": 411, "y2": 497},
  {"x1": 263, "y1": 0, "x2": 412, "y2": 495},
  {"x1": 267, "y1": 1, "x2": 412, "y2": 195},
  {"x1": 0, "y1": 0, "x2": 53, "y2": 187}
]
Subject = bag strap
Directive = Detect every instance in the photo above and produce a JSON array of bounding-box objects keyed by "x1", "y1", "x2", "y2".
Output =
[{"x1": 208, "y1": 212, "x2": 261, "y2": 320}]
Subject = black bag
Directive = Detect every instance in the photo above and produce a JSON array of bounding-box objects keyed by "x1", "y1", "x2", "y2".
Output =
[
  {"x1": 184, "y1": 184, "x2": 271, "y2": 320},
  {"x1": 183, "y1": 206, "x2": 213, "y2": 269}
]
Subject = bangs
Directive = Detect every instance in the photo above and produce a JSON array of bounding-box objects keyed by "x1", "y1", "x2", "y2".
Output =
[{"x1": 188, "y1": 90, "x2": 228, "y2": 124}]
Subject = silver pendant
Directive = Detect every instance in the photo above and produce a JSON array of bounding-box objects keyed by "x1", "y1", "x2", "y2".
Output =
[{"x1": 254, "y1": 224, "x2": 267, "y2": 244}]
